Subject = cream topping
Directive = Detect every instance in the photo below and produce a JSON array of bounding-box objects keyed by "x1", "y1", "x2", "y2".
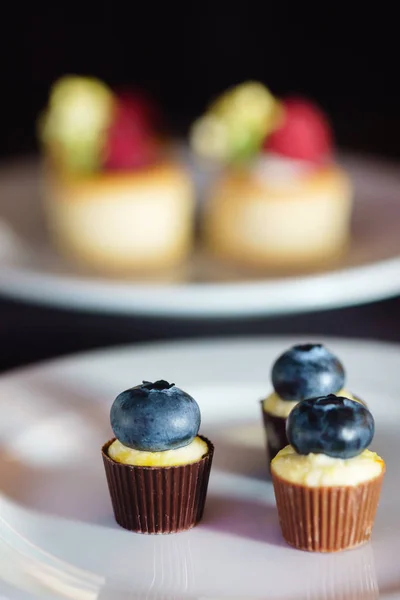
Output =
[
  {"x1": 252, "y1": 153, "x2": 315, "y2": 186},
  {"x1": 262, "y1": 388, "x2": 356, "y2": 418},
  {"x1": 108, "y1": 436, "x2": 208, "y2": 467},
  {"x1": 271, "y1": 445, "x2": 384, "y2": 487}
]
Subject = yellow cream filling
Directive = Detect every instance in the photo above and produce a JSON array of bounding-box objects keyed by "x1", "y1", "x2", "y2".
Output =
[
  {"x1": 108, "y1": 436, "x2": 209, "y2": 467},
  {"x1": 271, "y1": 445, "x2": 384, "y2": 487},
  {"x1": 262, "y1": 388, "x2": 357, "y2": 418}
]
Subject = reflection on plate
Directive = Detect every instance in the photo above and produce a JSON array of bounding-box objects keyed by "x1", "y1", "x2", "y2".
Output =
[
  {"x1": 1, "y1": 153, "x2": 400, "y2": 316},
  {"x1": 0, "y1": 336, "x2": 400, "y2": 598}
]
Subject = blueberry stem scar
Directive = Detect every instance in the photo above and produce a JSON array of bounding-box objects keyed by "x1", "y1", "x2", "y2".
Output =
[{"x1": 141, "y1": 380, "x2": 175, "y2": 391}]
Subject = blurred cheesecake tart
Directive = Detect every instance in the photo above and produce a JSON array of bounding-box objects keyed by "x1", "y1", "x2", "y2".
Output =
[
  {"x1": 190, "y1": 83, "x2": 352, "y2": 271},
  {"x1": 38, "y1": 76, "x2": 195, "y2": 273}
]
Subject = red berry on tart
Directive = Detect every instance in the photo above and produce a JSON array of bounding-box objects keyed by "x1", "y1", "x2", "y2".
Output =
[
  {"x1": 39, "y1": 77, "x2": 195, "y2": 273},
  {"x1": 103, "y1": 94, "x2": 159, "y2": 171},
  {"x1": 265, "y1": 97, "x2": 332, "y2": 164}
]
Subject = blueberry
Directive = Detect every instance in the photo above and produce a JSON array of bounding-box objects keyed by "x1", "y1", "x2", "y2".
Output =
[
  {"x1": 110, "y1": 380, "x2": 201, "y2": 452},
  {"x1": 286, "y1": 395, "x2": 375, "y2": 459},
  {"x1": 271, "y1": 344, "x2": 345, "y2": 401}
]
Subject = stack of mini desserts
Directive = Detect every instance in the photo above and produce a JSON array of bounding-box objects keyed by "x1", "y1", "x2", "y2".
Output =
[
  {"x1": 261, "y1": 343, "x2": 361, "y2": 462},
  {"x1": 260, "y1": 343, "x2": 385, "y2": 552},
  {"x1": 38, "y1": 76, "x2": 195, "y2": 274},
  {"x1": 191, "y1": 82, "x2": 353, "y2": 271}
]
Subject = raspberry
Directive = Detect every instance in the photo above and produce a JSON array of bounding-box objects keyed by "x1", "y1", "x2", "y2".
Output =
[
  {"x1": 265, "y1": 97, "x2": 332, "y2": 163},
  {"x1": 103, "y1": 92, "x2": 159, "y2": 170}
]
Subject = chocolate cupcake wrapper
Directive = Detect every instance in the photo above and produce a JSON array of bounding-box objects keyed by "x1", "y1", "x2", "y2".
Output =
[
  {"x1": 261, "y1": 404, "x2": 288, "y2": 463},
  {"x1": 102, "y1": 436, "x2": 214, "y2": 534},
  {"x1": 271, "y1": 470, "x2": 384, "y2": 552}
]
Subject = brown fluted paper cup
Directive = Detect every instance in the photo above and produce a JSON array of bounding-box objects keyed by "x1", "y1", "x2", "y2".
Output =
[
  {"x1": 271, "y1": 469, "x2": 384, "y2": 552},
  {"x1": 102, "y1": 436, "x2": 214, "y2": 534},
  {"x1": 261, "y1": 404, "x2": 288, "y2": 463}
]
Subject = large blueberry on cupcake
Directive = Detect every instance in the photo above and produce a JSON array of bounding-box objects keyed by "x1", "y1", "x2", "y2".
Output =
[
  {"x1": 261, "y1": 343, "x2": 363, "y2": 463},
  {"x1": 108, "y1": 380, "x2": 207, "y2": 465},
  {"x1": 287, "y1": 394, "x2": 373, "y2": 459},
  {"x1": 271, "y1": 396, "x2": 385, "y2": 552},
  {"x1": 102, "y1": 380, "x2": 213, "y2": 533},
  {"x1": 271, "y1": 344, "x2": 345, "y2": 401}
]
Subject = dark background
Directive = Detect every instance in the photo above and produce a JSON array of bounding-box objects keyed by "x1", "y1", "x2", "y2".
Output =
[
  {"x1": 1, "y1": 4, "x2": 400, "y2": 373},
  {"x1": 1, "y1": 4, "x2": 400, "y2": 159}
]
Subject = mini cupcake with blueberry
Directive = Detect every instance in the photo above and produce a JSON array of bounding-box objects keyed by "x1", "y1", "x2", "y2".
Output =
[
  {"x1": 102, "y1": 380, "x2": 214, "y2": 534},
  {"x1": 262, "y1": 343, "x2": 362, "y2": 463},
  {"x1": 271, "y1": 396, "x2": 385, "y2": 552}
]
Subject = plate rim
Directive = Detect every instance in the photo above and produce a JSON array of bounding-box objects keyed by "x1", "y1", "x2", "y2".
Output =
[
  {"x1": 2, "y1": 332, "x2": 400, "y2": 381},
  {"x1": 1, "y1": 254, "x2": 400, "y2": 318}
]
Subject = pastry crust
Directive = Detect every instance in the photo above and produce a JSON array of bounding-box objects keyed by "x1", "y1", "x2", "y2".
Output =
[
  {"x1": 43, "y1": 161, "x2": 195, "y2": 272},
  {"x1": 203, "y1": 164, "x2": 352, "y2": 269}
]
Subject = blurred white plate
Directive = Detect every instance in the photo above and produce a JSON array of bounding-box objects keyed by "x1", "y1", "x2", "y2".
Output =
[
  {"x1": 0, "y1": 335, "x2": 399, "y2": 599},
  {"x1": 1, "y1": 153, "x2": 400, "y2": 317}
]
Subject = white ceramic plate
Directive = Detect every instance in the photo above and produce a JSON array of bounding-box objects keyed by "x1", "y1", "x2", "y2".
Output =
[
  {"x1": 1, "y1": 153, "x2": 400, "y2": 317},
  {"x1": 0, "y1": 335, "x2": 399, "y2": 599}
]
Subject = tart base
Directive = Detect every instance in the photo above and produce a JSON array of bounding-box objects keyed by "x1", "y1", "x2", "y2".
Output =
[
  {"x1": 43, "y1": 161, "x2": 195, "y2": 273},
  {"x1": 204, "y1": 164, "x2": 352, "y2": 270}
]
